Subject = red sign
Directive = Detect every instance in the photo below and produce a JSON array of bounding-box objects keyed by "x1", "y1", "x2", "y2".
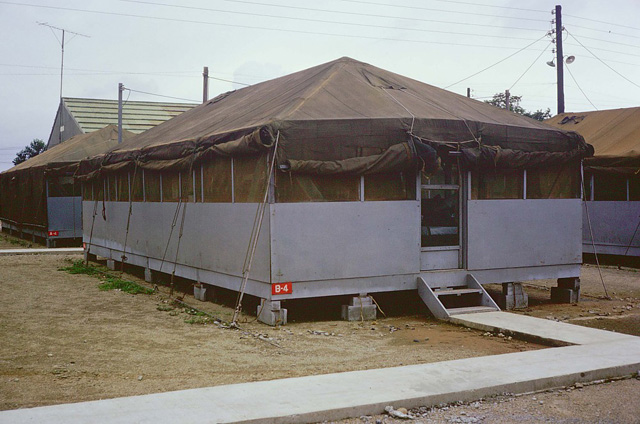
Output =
[
  {"x1": 48, "y1": 231, "x2": 59, "y2": 237},
  {"x1": 272, "y1": 282, "x2": 292, "y2": 295}
]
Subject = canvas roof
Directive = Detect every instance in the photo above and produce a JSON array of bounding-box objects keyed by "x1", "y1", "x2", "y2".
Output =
[
  {"x1": 546, "y1": 107, "x2": 640, "y2": 157},
  {"x1": 4, "y1": 125, "x2": 135, "y2": 175},
  {"x1": 77, "y1": 57, "x2": 590, "y2": 176}
]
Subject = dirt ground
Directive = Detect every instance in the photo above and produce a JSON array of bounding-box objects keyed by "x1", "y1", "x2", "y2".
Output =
[{"x1": 0, "y1": 235, "x2": 639, "y2": 422}]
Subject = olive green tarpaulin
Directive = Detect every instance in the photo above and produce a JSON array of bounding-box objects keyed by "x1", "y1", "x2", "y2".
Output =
[
  {"x1": 0, "y1": 125, "x2": 134, "y2": 229},
  {"x1": 546, "y1": 108, "x2": 640, "y2": 178},
  {"x1": 75, "y1": 57, "x2": 591, "y2": 180}
]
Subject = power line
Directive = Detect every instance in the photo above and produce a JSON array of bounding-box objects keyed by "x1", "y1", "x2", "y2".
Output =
[
  {"x1": 208, "y1": 76, "x2": 251, "y2": 86},
  {"x1": 429, "y1": 0, "x2": 547, "y2": 14},
  {"x1": 565, "y1": 23, "x2": 640, "y2": 40},
  {"x1": 569, "y1": 32, "x2": 640, "y2": 50},
  {"x1": 118, "y1": 0, "x2": 540, "y2": 42},
  {"x1": 565, "y1": 65, "x2": 598, "y2": 110},
  {"x1": 509, "y1": 41, "x2": 553, "y2": 91},
  {"x1": 565, "y1": 13, "x2": 640, "y2": 33},
  {"x1": 333, "y1": 0, "x2": 549, "y2": 21},
  {"x1": 567, "y1": 30, "x2": 640, "y2": 91},
  {"x1": 123, "y1": 87, "x2": 199, "y2": 103},
  {"x1": 0, "y1": 1, "x2": 544, "y2": 50},
  {"x1": 445, "y1": 33, "x2": 549, "y2": 89}
]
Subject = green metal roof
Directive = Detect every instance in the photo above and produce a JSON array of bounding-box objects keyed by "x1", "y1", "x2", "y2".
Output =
[{"x1": 63, "y1": 97, "x2": 197, "y2": 134}]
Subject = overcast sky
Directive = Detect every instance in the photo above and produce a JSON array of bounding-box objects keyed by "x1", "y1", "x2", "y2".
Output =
[{"x1": 1, "y1": 0, "x2": 640, "y2": 171}]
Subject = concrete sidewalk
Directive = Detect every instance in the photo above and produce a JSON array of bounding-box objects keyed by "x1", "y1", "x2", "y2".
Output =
[
  {"x1": 0, "y1": 247, "x2": 83, "y2": 256},
  {"x1": 1, "y1": 312, "x2": 638, "y2": 424}
]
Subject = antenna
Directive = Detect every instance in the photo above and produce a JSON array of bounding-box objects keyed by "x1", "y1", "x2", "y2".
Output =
[{"x1": 38, "y1": 22, "x2": 90, "y2": 145}]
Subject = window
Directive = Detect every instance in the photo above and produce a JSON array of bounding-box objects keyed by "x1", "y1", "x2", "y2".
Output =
[
  {"x1": 131, "y1": 170, "x2": 144, "y2": 202},
  {"x1": 276, "y1": 172, "x2": 360, "y2": 202},
  {"x1": 117, "y1": 172, "x2": 130, "y2": 202},
  {"x1": 594, "y1": 174, "x2": 627, "y2": 201},
  {"x1": 180, "y1": 170, "x2": 194, "y2": 202},
  {"x1": 526, "y1": 164, "x2": 580, "y2": 199},
  {"x1": 202, "y1": 158, "x2": 232, "y2": 202},
  {"x1": 471, "y1": 169, "x2": 523, "y2": 200},
  {"x1": 364, "y1": 171, "x2": 415, "y2": 201},
  {"x1": 421, "y1": 164, "x2": 459, "y2": 247},
  {"x1": 48, "y1": 176, "x2": 81, "y2": 197},
  {"x1": 144, "y1": 171, "x2": 161, "y2": 202},
  {"x1": 630, "y1": 178, "x2": 640, "y2": 201},
  {"x1": 162, "y1": 172, "x2": 180, "y2": 202},
  {"x1": 234, "y1": 156, "x2": 268, "y2": 203},
  {"x1": 107, "y1": 175, "x2": 117, "y2": 201}
]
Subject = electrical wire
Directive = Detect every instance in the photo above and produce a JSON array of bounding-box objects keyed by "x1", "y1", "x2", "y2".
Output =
[
  {"x1": 333, "y1": 0, "x2": 549, "y2": 21},
  {"x1": 567, "y1": 30, "x2": 640, "y2": 91},
  {"x1": 509, "y1": 41, "x2": 553, "y2": 91},
  {"x1": 208, "y1": 75, "x2": 251, "y2": 86},
  {"x1": 124, "y1": 88, "x2": 199, "y2": 103},
  {"x1": 445, "y1": 32, "x2": 549, "y2": 89},
  {"x1": 118, "y1": 0, "x2": 542, "y2": 41},
  {"x1": 562, "y1": 22, "x2": 640, "y2": 40},
  {"x1": 565, "y1": 65, "x2": 598, "y2": 110},
  {"x1": 565, "y1": 13, "x2": 640, "y2": 33},
  {"x1": 0, "y1": 1, "x2": 546, "y2": 50}
]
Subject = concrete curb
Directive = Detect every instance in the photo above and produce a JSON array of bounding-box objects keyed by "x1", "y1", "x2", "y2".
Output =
[{"x1": 0, "y1": 248, "x2": 83, "y2": 256}]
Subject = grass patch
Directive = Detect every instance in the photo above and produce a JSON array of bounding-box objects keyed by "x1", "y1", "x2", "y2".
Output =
[
  {"x1": 60, "y1": 260, "x2": 154, "y2": 295},
  {"x1": 0, "y1": 234, "x2": 31, "y2": 248},
  {"x1": 59, "y1": 260, "x2": 102, "y2": 276},
  {"x1": 98, "y1": 277, "x2": 155, "y2": 295}
]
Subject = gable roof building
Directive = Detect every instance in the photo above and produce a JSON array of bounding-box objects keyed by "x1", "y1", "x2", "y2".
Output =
[{"x1": 47, "y1": 97, "x2": 197, "y2": 149}]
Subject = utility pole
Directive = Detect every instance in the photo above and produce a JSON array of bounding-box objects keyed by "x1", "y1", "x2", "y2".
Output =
[
  {"x1": 118, "y1": 83, "x2": 124, "y2": 144},
  {"x1": 505, "y1": 89, "x2": 510, "y2": 112},
  {"x1": 38, "y1": 22, "x2": 89, "y2": 145},
  {"x1": 554, "y1": 5, "x2": 565, "y2": 114},
  {"x1": 203, "y1": 66, "x2": 209, "y2": 103}
]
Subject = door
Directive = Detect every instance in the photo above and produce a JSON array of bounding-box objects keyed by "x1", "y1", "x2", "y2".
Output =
[{"x1": 419, "y1": 161, "x2": 462, "y2": 270}]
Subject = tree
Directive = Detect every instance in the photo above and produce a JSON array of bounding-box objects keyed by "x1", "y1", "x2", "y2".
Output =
[
  {"x1": 484, "y1": 93, "x2": 552, "y2": 121},
  {"x1": 13, "y1": 139, "x2": 45, "y2": 165}
]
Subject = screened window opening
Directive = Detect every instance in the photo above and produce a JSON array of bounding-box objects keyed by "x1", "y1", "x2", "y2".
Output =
[
  {"x1": 202, "y1": 158, "x2": 232, "y2": 202},
  {"x1": 276, "y1": 172, "x2": 360, "y2": 202},
  {"x1": 131, "y1": 170, "x2": 144, "y2": 202},
  {"x1": 117, "y1": 172, "x2": 130, "y2": 202},
  {"x1": 471, "y1": 169, "x2": 523, "y2": 200},
  {"x1": 107, "y1": 175, "x2": 117, "y2": 201},
  {"x1": 234, "y1": 156, "x2": 268, "y2": 203},
  {"x1": 364, "y1": 171, "x2": 416, "y2": 201},
  {"x1": 421, "y1": 163, "x2": 459, "y2": 248},
  {"x1": 48, "y1": 176, "x2": 81, "y2": 197},
  {"x1": 630, "y1": 178, "x2": 640, "y2": 201},
  {"x1": 180, "y1": 170, "x2": 194, "y2": 202},
  {"x1": 162, "y1": 172, "x2": 180, "y2": 202},
  {"x1": 593, "y1": 174, "x2": 627, "y2": 201},
  {"x1": 526, "y1": 164, "x2": 580, "y2": 199},
  {"x1": 144, "y1": 171, "x2": 161, "y2": 202}
]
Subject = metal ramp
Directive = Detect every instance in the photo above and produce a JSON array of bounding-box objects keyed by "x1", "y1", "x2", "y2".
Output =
[{"x1": 418, "y1": 274, "x2": 500, "y2": 320}]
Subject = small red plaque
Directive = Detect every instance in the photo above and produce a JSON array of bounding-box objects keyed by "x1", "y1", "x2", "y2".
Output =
[
  {"x1": 48, "y1": 231, "x2": 59, "y2": 237},
  {"x1": 272, "y1": 282, "x2": 292, "y2": 295}
]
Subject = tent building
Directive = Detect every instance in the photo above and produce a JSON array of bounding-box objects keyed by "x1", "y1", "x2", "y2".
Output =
[
  {"x1": 76, "y1": 58, "x2": 592, "y2": 324},
  {"x1": 0, "y1": 125, "x2": 135, "y2": 246},
  {"x1": 546, "y1": 108, "x2": 640, "y2": 259}
]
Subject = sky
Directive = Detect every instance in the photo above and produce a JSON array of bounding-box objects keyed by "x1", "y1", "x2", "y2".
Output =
[{"x1": 1, "y1": 0, "x2": 640, "y2": 171}]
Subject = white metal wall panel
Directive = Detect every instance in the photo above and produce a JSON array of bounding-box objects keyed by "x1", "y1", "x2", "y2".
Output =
[
  {"x1": 270, "y1": 201, "x2": 420, "y2": 283},
  {"x1": 83, "y1": 202, "x2": 271, "y2": 282},
  {"x1": 582, "y1": 201, "x2": 640, "y2": 257},
  {"x1": 467, "y1": 199, "x2": 582, "y2": 270},
  {"x1": 48, "y1": 196, "x2": 82, "y2": 238}
]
